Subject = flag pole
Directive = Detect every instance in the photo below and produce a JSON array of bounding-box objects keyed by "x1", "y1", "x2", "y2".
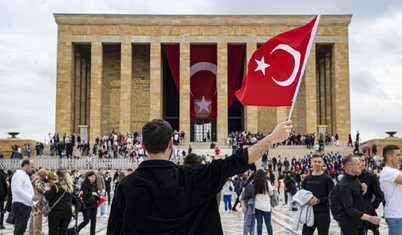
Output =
[{"x1": 288, "y1": 14, "x2": 321, "y2": 120}]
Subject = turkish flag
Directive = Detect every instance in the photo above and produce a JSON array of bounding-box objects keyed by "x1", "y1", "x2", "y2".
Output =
[
  {"x1": 235, "y1": 15, "x2": 320, "y2": 106},
  {"x1": 190, "y1": 45, "x2": 217, "y2": 119}
]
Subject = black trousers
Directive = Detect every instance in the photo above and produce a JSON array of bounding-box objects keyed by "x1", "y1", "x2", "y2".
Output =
[
  {"x1": 12, "y1": 202, "x2": 31, "y2": 235},
  {"x1": 232, "y1": 195, "x2": 240, "y2": 209},
  {"x1": 302, "y1": 212, "x2": 330, "y2": 235},
  {"x1": 48, "y1": 208, "x2": 72, "y2": 235},
  {"x1": 106, "y1": 190, "x2": 111, "y2": 205},
  {"x1": 78, "y1": 207, "x2": 97, "y2": 235},
  {"x1": 342, "y1": 227, "x2": 364, "y2": 235}
]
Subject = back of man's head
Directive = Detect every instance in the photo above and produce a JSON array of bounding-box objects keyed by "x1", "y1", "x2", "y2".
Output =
[
  {"x1": 343, "y1": 154, "x2": 354, "y2": 168},
  {"x1": 142, "y1": 119, "x2": 173, "y2": 154},
  {"x1": 21, "y1": 159, "x2": 30, "y2": 168},
  {"x1": 383, "y1": 145, "x2": 400, "y2": 162}
]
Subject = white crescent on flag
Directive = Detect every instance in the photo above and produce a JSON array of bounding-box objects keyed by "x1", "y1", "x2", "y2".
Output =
[{"x1": 270, "y1": 44, "x2": 301, "y2": 87}]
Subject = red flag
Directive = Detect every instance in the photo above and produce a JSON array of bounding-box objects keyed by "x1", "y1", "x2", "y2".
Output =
[
  {"x1": 190, "y1": 45, "x2": 217, "y2": 119},
  {"x1": 235, "y1": 15, "x2": 320, "y2": 107},
  {"x1": 97, "y1": 196, "x2": 105, "y2": 207}
]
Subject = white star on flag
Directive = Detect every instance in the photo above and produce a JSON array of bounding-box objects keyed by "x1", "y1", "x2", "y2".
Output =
[
  {"x1": 195, "y1": 96, "x2": 212, "y2": 113},
  {"x1": 254, "y1": 56, "x2": 270, "y2": 76}
]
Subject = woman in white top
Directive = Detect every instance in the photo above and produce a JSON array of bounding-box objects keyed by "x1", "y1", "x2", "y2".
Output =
[
  {"x1": 222, "y1": 178, "x2": 234, "y2": 212},
  {"x1": 253, "y1": 169, "x2": 274, "y2": 235}
]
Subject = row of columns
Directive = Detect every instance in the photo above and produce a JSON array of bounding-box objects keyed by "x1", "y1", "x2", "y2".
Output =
[{"x1": 56, "y1": 40, "x2": 350, "y2": 143}]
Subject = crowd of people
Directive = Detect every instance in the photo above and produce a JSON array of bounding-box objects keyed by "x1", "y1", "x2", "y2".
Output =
[
  {"x1": 1, "y1": 159, "x2": 136, "y2": 235},
  {"x1": 227, "y1": 130, "x2": 346, "y2": 154},
  {"x1": 46, "y1": 130, "x2": 186, "y2": 160},
  {"x1": 1, "y1": 122, "x2": 401, "y2": 235}
]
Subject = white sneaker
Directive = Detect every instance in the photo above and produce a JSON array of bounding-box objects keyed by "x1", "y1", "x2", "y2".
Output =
[{"x1": 101, "y1": 215, "x2": 108, "y2": 218}]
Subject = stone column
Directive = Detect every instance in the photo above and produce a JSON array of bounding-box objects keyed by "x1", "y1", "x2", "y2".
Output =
[
  {"x1": 120, "y1": 42, "x2": 132, "y2": 134},
  {"x1": 304, "y1": 44, "x2": 317, "y2": 134},
  {"x1": 55, "y1": 41, "x2": 74, "y2": 136},
  {"x1": 276, "y1": 107, "x2": 289, "y2": 124},
  {"x1": 244, "y1": 42, "x2": 258, "y2": 133},
  {"x1": 217, "y1": 42, "x2": 228, "y2": 143},
  {"x1": 325, "y1": 53, "x2": 333, "y2": 134},
  {"x1": 89, "y1": 42, "x2": 103, "y2": 143},
  {"x1": 333, "y1": 42, "x2": 351, "y2": 142},
  {"x1": 180, "y1": 43, "x2": 191, "y2": 143},
  {"x1": 150, "y1": 42, "x2": 163, "y2": 120}
]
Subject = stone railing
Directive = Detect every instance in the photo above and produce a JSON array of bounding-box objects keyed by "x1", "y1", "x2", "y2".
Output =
[{"x1": 0, "y1": 158, "x2": 138, "y2": 170}]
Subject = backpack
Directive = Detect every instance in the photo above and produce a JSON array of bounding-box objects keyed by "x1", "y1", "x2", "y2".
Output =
[
  {"x1": 329, "y1": 183, "x2": 341, "y2": 221},
  {"x1": 270, "y1": 187, "x2": 280, "y2": 207}
]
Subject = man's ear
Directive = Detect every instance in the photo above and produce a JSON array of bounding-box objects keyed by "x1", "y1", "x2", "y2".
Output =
[
  {"x1": 168, "y1": 138, "x2": 173, "y2": 150},
  {"x1": 140, "y1": 140, "x2": 147, "y2": 152}
]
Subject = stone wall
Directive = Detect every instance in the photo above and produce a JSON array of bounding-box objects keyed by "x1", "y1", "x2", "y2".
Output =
[
  {"x1": 54, "y1": 14, "x2": 351, "y2": 142},
  {"x1": 131, "y1": 45, "x2": 150, "y2": 132},
  {"x1": 101, "y1": 45, "x2": 121, "y2": 135}
]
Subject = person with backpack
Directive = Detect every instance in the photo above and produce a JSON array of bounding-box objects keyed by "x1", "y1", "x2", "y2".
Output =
[
  {"x1": 285, "y1": 172, "x2": 297, "y2": 211},
  {"x1": 301, "y1": 154, "x2": 334, "y2": 235},
  {"x1": 334, "y1": 155, "x2": 380, "y2": 235},
  {"x1": 232, "y1": 175, "x2": 244, "y2": 212},
  {"x1": 253, "y1": 169, "x2": 274, "y2": 235},
  {"x1": 222, "y1": 178, "x2": 234, "y2": 213}
]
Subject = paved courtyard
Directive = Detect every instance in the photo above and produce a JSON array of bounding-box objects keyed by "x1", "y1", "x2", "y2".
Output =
[{"x1": 0, "y1": 197, "x2": 388, "y2": 234}]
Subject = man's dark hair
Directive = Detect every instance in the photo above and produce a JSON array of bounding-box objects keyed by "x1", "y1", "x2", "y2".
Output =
[
  {"x1": 343, "y1": 154, "x2": 354, "y2": 167},
  {"x1": 142, "y1": 119, "x2": 173, "y2": 154},
  {"x1": 184, "y1": 153, "x2": 204, "y2": 165},
  {"x1": 127, "y1": 168, "x2": 133, "y2": 172},
  {"x1": 383, "y1": 145, "x2": 400, "y2": 162},
  {"x1": 98, "y1": 167, "x2": 104, "y2": 171},
  {"x1": 311, "y1": 154, "x2": 323, "y2": 160},
  {"x1": 21, "y1": 159, "x2": 30, "y2": 168}
]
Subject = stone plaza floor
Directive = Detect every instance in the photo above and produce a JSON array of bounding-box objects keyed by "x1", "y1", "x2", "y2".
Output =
[{"x1": 0, "y1": 198, "x2": 388, "y2": 235}]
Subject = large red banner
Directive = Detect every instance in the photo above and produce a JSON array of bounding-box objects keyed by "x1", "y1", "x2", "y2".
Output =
[{"x1": 190, "y1": 45, "x2": 217, "y2": 118}]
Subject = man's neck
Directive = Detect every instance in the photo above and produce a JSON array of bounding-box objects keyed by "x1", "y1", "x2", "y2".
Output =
[
  {"x1": 311, "y1": 170, "x2": 323, "y2": 176},
  {"x1": 385, "y1": 162, "x2": 397, "y2": 169},
  {"x1": 148, "y1": 152, "x2": 170, "y2": 161},
  {"x1": 345, "y1": 170, "x2": 355, "y2": 177}
]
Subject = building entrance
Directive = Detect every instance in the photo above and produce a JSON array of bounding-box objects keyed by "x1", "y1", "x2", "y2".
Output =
[{"x1": 191, "y1": 118, "x2": 216, "y2": 142}]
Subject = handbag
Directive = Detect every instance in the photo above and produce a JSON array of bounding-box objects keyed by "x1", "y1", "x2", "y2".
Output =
[
  {"x1": 6, "y1": 211, "x2": 15, "y2": 224},
  {"x1": 270, "y1": 188, "x2": 280, "y2": 207},
  {"x1": 43, "y1": 190, "x2": 66, "y2": 217}
]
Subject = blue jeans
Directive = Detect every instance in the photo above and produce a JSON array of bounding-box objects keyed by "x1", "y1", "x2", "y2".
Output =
[
  {"x1": 386, "y1": 218, "x2": 402, "y2": 235},
  {"x1": 255, "y1": 209, "x2": 272, "y2": 235},
  {"x1": 243, "y1": 212, "x2": 255, "y2": 235},
  {"x1": 100, "y1": 201, "x2": 105, "y2": 216},
  {"x1": 287, "y1": 192, "x2": 294, "y2": 211},
  {"x1": 223, "y1": 195, "x2": 232, "y2": 211}
]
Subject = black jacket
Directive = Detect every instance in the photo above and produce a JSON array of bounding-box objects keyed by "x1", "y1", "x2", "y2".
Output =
[
  {"x1": 81, "y1": 183, "x2": 98, "y2": 209},
  {"x1": 357, "y1": 170, "x2": 383, "y2": 212},
  {"x1": 0, "y1": 172, "x2": 7, "y2": 197},
  {"x1": 107, "y1": 149, "x2": 250, "y2": 235},
  {"x1": 337, "y1": 173, "x2": 365, "y2": 230},
  {"x1": 44, "y1": 183, "x2": 72, "y2": 211}
]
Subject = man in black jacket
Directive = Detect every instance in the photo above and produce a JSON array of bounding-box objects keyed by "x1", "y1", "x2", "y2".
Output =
[
  {"x1": 301, "y1": 154, "x2": 334, "y2": 235},
  {"x1": 356, "y1": 153, "x2": 383, "y2": 235},
  {"x1": 107, "y1": 119, "x2": 292, "y2": 235},
  {"x1": 337, "y1": 155, "x2": 381, "y2": 235}
]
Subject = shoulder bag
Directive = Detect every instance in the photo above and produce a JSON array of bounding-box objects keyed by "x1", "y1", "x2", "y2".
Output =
[{"x1": 43, "y1": 190, "x2": 66, "y2": 217}]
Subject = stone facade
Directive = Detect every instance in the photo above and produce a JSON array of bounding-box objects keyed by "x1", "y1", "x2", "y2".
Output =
[{"x1": 54, "y1": 14, "x2": 352, "y2": 143}]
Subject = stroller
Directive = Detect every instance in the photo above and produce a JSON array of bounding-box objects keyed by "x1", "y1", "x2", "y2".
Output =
[{"x1": 68, "y1": 193, "x2": 84, "y2": 235}]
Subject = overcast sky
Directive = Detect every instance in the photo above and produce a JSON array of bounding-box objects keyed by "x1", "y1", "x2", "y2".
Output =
[{"x1": 1, "y1": 0, "x2": 402, "y2": 143}]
